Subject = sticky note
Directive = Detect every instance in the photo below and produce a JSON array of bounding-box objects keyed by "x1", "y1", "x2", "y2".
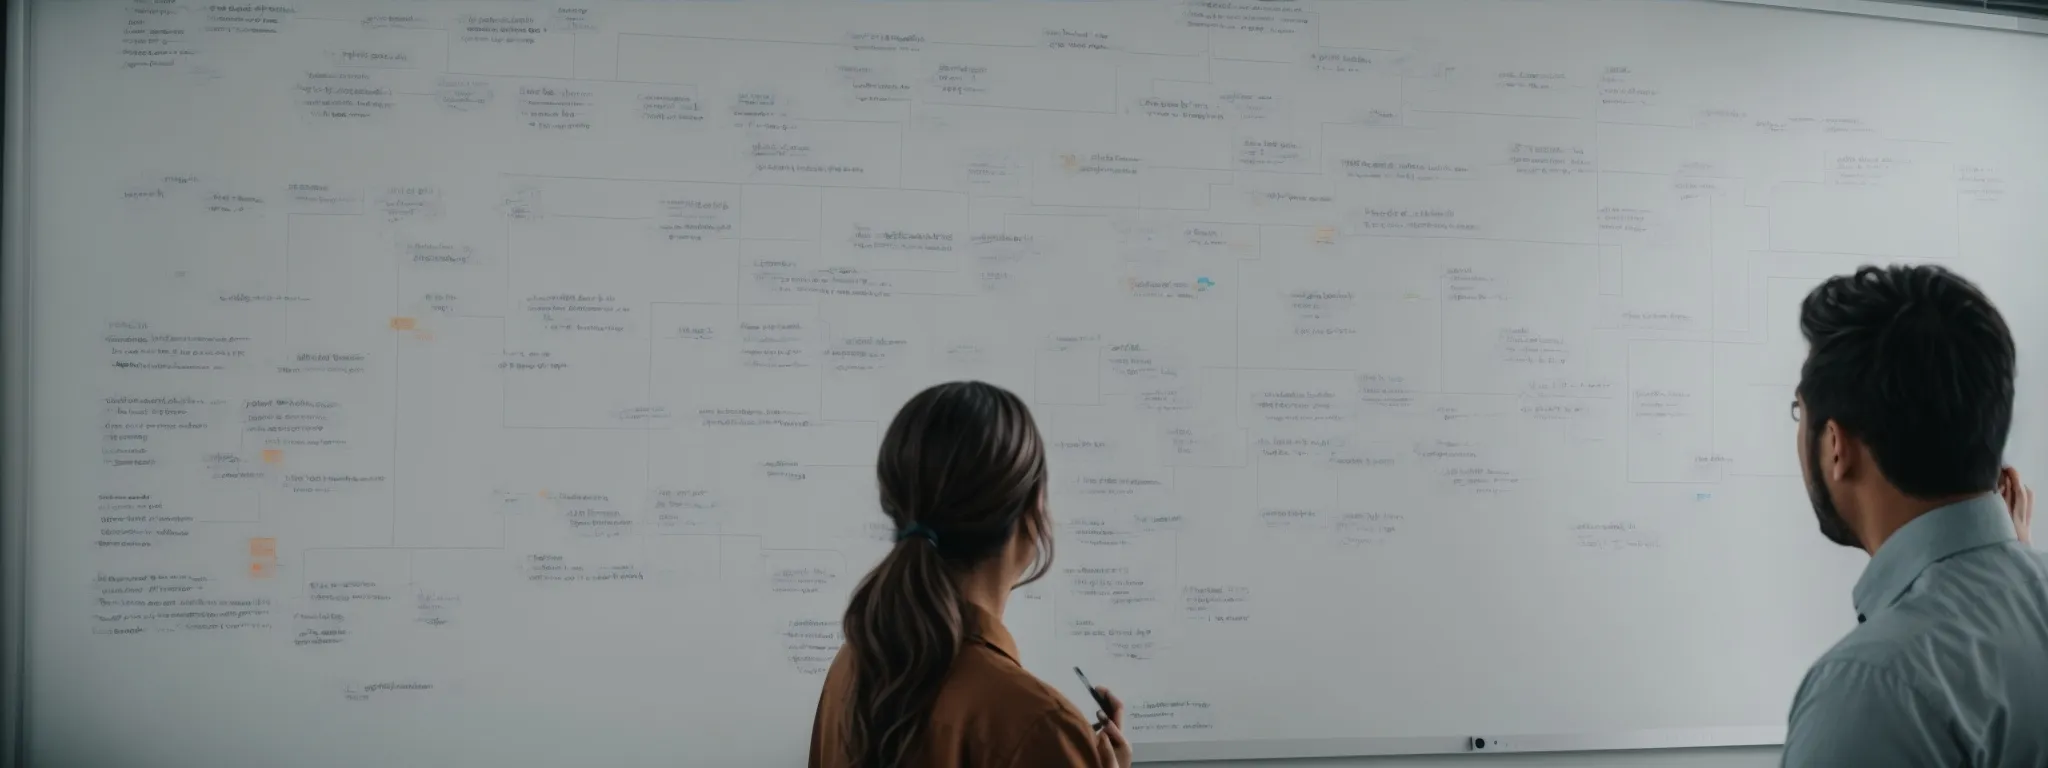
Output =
[
  {"x1": 249, "y1": 537, "x2": 276, "y2": 559},
  {"x1": 389, "y1": 316, "x2": 417, "y2": 331},
  {"x1": 262, "y1": 449, "x2": 284, "y2": 464}
]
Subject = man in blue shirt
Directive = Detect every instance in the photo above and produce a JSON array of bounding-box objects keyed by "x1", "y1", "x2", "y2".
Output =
[{"x1": 1784, "y1": 264, "x2": 2047, "y2": 767}]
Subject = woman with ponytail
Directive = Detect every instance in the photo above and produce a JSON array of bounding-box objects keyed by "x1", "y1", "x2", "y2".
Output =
[{"x1": 809, "y1": 381, "x2": 1132, "y2": 768}]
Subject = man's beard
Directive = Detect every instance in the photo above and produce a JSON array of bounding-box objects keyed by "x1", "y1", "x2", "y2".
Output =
[{"x1": 1806, "y1": 424, "x2": 1862, "y2": 548}]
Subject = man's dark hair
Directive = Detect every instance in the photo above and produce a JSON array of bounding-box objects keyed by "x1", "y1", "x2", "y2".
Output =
[{"x1": 1799, "y1": 264, "x2": 2015, "y2": 498}]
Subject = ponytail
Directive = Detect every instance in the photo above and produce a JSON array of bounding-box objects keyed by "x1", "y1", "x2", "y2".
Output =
[
  {"x1": 840, "y1": 536, "x2": 963, "y2": 768},
  {"x1": 834, "y1": 381, "x2": 1051, "y2": 767}
]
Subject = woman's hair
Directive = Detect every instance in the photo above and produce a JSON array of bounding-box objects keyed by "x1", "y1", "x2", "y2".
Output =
[{"x1": 838, "y1": 381, "x2": 1054, "y2": 767}]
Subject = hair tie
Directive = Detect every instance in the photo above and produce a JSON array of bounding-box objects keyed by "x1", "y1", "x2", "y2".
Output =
[{"x1": 895, "y1": 522, "x2": 938, "y2": 546}]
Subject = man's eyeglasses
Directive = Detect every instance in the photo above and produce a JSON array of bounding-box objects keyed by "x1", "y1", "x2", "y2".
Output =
[{"x1": 1790, "y1": 400, "x2": 1802, "y2": 423}]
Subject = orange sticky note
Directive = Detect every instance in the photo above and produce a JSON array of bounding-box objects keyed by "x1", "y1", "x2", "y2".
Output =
[
  {"x1": 249, "y1": 537, "x2": 276, "y2": 559},
  {"x1": 261, "y1": 449, "x2": 284, "y2": 464},
  {"x1": 389, "y1": 317, "x2": 417, "y2": 331}
]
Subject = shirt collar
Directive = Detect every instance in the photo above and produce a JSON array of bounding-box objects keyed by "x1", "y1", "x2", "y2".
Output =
[
  {"x1": 964, "y1": 603, "x2": 1020, "y2": 663},
  {"x1": 1852, "y1": 494, "x2": 2016, "y2": 618}
]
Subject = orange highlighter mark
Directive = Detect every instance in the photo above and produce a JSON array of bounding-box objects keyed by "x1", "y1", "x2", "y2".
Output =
[
  {"x1": 1313, "y1": 227, "x2": 1337, "y2": 244},
  {"x1": 250, "y1": 537, "x2": 278, "y2": 579},
  {"x1": 389, "y1": 317, "x2": 417, "y2": 331},
  {"x1": 261, "y1": 449, "x2": 284, "y2": 464}
]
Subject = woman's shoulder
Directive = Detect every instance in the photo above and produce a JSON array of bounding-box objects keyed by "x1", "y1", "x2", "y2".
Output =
[
  {"x1": 934, "y1": 647, "x2": 1100, "y2": 763},
  {"x1": 942, "y1": 644, "x2": 1089, "y2": 721}
]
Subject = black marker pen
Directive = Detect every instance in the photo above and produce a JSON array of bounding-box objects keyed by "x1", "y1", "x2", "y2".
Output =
[{"x1": 1074, "y1": 666, "x2": 1112, "y2": 731}]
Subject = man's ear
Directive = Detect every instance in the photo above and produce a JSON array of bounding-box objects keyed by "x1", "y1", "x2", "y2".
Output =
[{"x1": 1824, "y1": 420, "x2": 1857, "y2": 482}]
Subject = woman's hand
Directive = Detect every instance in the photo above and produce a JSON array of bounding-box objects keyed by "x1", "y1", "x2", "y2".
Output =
[
  {"x1": 2000, "y1": 466, "x2": 2033, "y2": 546},
  {"x1": 1092, "y1": 687, "x2": 1131, "y2": 768}
]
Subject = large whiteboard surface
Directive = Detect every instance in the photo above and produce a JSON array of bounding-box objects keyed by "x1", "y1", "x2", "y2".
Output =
[{"x1": 17, "y1": 0, "x2": 2048, "y2": 765}]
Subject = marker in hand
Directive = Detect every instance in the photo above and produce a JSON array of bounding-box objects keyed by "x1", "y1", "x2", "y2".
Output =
[{"x1": 1075, "y1": 667, "x2": 1112, "y2": 731}]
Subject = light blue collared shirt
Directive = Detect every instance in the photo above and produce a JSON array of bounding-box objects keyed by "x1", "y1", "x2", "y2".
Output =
[{"x1": 1783, "y1": 495, "x2": 2048, "y2": 767}]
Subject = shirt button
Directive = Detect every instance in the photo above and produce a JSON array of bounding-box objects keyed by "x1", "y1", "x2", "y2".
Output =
[{"x1": 1857, "y1": 614, "x2": 1866, "y2": 624}]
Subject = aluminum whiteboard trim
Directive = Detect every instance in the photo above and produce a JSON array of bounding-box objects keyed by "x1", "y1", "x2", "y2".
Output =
[
  {"x1": 1132, "y1": 727, "x2": 1786, "y2": 763},
  {"x1": 0, "y1": 0, "x2": 30, "y2": 764},
  {"x1": 1705, "y1": 0, "x2": 2033, "y2": 32}
]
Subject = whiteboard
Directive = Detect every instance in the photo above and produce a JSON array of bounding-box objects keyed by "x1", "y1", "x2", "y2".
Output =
[{"x1": 12, "y1": 0, "x2": 2048, "y2": 765}]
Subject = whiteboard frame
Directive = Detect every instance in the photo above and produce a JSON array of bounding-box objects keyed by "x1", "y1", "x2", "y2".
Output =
[
  {"x1": 2, "y1": 0, "x2": 31, "y2": 766},
  {"x1": 1711, "y1": 0, "x2": 2047, "y2": 33},
  {"x1": 1132, "y1": 727, "x2": 1785, "y2": 763},
  {"x1": 0, "y1": 1, "x2": 2036, "y2": 767},
  {"x1": 2, "y1": 1, "x2": 30, "y2": 768}
]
